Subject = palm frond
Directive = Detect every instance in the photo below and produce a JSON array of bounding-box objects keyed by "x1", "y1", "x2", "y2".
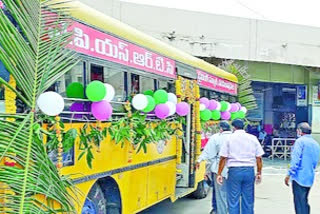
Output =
[
  {"x1": 219, "y1": 60, "x2": 258, "y2": 110},
  {"x1": 0, "y1": 0, "x2": 78, "y2": 213}
]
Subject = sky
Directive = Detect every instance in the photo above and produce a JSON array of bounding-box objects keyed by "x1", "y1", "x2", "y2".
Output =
[{"x1": 122, "y1": 0, "x2": 320, "y2": 27}]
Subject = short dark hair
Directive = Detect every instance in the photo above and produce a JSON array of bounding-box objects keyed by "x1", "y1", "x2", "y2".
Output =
[
  {"x1": 231, "y1": 119, "x2": 245, "y2": 130},
  {"x1": 297, "y1": 122, "x2": 312, "y2": 134},
  {"x1": 219, "y1": 121, "x2": 231, "y2": 131}
]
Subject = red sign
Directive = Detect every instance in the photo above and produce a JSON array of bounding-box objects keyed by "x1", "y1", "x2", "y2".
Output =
[
  {"x1": 66, "y1": 22, "x2": 176, "y2": 79},
  {"x1": 197, "y1": 70, "x2": 238, "y2": 95}
]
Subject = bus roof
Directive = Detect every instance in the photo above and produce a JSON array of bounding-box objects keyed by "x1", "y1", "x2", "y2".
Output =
[{"x1": 67, "y1": 1, "x2": 238, "y2": 83}]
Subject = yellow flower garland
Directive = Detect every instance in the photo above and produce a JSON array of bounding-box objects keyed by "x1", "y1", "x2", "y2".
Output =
[
  {"x1": 175, "y1": 77, "x2": 183, "y2": 173},
  {"x1": 175, "y1": 77, "x2": 202, "y2": 173}
]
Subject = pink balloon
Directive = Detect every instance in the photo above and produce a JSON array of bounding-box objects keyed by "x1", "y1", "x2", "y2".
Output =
[
  {"x1": 176, "y1": 102, "x2": 190, "y2": 116},
  {"x1": 200, "y1": 97, "x2": 210, "y2": 108},
  {"x1": 91, "y1": 100, "x2": 113, "y2": 120},
  {"x1": 221, "y1": 111, "x2": 231, "y2": 120},
  {"x1": 235, "y1": 102, "x2": 242, "y2": 111},
  {"x1": 230, "y1": 103, "x2": 238, "y2": 113},
  {"x1": 155, "y1": 104, "x2": 170, "y2": 119},
  {"x1": 208, "y1": 100, "x2": 218, "y2": 110}
]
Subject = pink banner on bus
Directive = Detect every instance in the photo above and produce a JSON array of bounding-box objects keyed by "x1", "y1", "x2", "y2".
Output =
[
  {"x1": 66, "y1": 22, "x2": 176, "y2": 79},
  {"x1": 197, "y1": 70, "x2": 238, "y2": 95}
]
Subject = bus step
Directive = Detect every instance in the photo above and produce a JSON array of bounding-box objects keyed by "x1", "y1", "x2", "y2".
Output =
[
  {"x1": 175, "y1": 187, "x2": 195, "y2": 199},
  {"x1": 176, "y1": 174, "x2": 183, "y2": 180}
]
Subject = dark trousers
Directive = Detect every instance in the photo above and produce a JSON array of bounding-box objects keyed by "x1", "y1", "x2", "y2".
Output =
[
  {"x1": 227, "y1": 167, "x2": 255, "y2": 214},
  {"x1": 292, "y1": 180, "x2": 311, "y2": 214},
  {"x1": 212, "y1": 172, "x2": 217, "y2": 210}
]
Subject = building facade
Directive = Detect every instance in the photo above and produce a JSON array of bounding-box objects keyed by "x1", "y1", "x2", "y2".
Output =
[{"x1": 79, "y1": 0, "x2": 320, "y2": 140}]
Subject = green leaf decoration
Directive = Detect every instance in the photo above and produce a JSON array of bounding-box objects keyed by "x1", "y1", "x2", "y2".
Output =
[{"x1": 0, "y1": 0, "x2": 78, "y2": 213}]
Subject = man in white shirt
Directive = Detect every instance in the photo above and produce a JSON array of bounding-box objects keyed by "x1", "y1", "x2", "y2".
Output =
[
  {"x1": 217, "y1": 119, "x2": 264, "y2": 214},
  {"x1": 197, "y1": 121, "x2": 232, "y2": 214}
]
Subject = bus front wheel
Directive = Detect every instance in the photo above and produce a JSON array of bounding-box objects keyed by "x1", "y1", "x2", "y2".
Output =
[
  {"x1": 82, "y1": 180, "x2": 121, "y2": 214},
  {"x1": 190, "y1": 180, "x2": 210, "y2": 199}
]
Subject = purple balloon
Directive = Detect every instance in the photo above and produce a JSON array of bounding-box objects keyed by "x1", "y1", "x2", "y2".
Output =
[
  {"x1": 155, "y1": 104, "x2": 170, "y2": 119},
  {"x1": 200, "y1": 97, "x2": 210, "y2": 108},
  {"x1": 221, "y1": 111, "x2": 231, "y2": 120},
  {"x1": 208, "y1": 100, "x2": 218, "y2": 110},
  {"x1": 230, "y1": 103, "x2": 238, "y2": 113},
  {"x1": 91, "y1": 100, "x2": 113, "y2": 120},
  {"x1": 70, "y1": 102, "x2": 85, "y2": 119},
  {"x1": 176, "y1": 102, "x2": 190, "y2": 116}
]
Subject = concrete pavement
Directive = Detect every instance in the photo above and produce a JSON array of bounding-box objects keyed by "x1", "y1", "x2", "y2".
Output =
[{"x1": 140, "y1": 174, "x2": 320, "y2": 214}]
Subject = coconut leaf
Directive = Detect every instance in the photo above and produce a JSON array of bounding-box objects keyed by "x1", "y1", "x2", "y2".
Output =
[
  {"x1": 0, "y1": 0, "x2": 78, "y2": 213},
  {"x1": 219, "y1": 60, "x2": 257, "y2": 111}
]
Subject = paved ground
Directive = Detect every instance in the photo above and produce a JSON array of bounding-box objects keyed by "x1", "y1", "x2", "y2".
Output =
[{"x1": 140, "y1": 160, "x2": 320, "y2": 214}]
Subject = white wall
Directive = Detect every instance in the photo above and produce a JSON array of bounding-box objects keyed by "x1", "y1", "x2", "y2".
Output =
[
  {"x1": 118, "y1": 2, "x2": 320, "y2": 68},
  {"x1": 78, "y1": 0, "x2": 320, "y2": 68}
]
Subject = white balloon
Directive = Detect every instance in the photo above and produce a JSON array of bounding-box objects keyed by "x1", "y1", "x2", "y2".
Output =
[
  {"x1": 168, "y1": 93, "x2": 178, "y2": 104},
  {"x1": 37, "y1": 92, "x2": 64, "y2": 116},
  {"x1": 103, "y1": 83, "x2": 115, "y2": 102},
  {"x1": 240, "y1": 107, "x2": 248, "y2": 114},
  {"x1": 166, "y1": 101, "x2": 176, "y2": 116},
  {"x1": 200, "y1": 104, "x2": 206, "y2": 111},
  {"x1": 132, "y1": 94, "x2": 148, "y2": 110},
  {"x1": 216, "y1": 102, "x2": 221, "y2": 111},
  {"x1": 226, "y1": 103, "x2": 231, "y2": 111}
]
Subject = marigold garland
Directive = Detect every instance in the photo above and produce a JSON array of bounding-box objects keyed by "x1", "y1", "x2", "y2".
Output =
[{"x1": 55, "y1": 116, "x2": 63, "y2": 169}]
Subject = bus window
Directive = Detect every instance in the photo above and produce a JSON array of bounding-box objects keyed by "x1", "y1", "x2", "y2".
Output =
[
  {"x1": 200, "y1": 88, "x2": 209, "y2": 98},
  {"x1": 103, "y1": 67, "x2": 126, "y2": 102},
  {"x1": 131, "y1": 74, "x2": 140, "y2": 95},
  {"x1": 91, "y1": 64, "x2": 104, "y2": 81},
  {"x1": 140, "y1": 76, "x2": 155, "y2": 93},
  {"x1": 158, "y1": 79, "x2": 168, "y2": 91},
  {"x1": 55, "y1": 62, "x2": 83, "y2": 97}
]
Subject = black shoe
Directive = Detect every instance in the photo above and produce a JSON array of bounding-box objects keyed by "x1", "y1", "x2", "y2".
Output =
[{"x1": 210, "y1": 209, "x2": 215, "y2": 214}]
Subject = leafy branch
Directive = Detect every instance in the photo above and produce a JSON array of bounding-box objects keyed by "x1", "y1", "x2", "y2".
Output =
[{"x1": 78, "y1": 123, "x2": 107, "y2": 168}]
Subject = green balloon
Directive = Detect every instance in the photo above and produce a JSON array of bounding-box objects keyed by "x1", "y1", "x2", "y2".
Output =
[
  {"x1": 143, "y1": 95, "x2": 156, "y2": 113},
  {"x1": 238, "y1": 111, "x2": 246, "y2": 119},
  {"x1": 86, "y1": 81, "x2": 106, "y2": 102},
  {"x1": 231, "y1": 112, "x2": 238, "y2": 120},
  {"x1": 153, "y1": 89, "x2": 168, "y2": 104},
  {"x1": 201, "y1": 109, "x2": 212, "y2": 121},
  {"x1": 144, "y1": 90, "x2": 154, "y2": 96},
  {"x1": 211, "y1": 110, "x2": 221, "y2": 121},
  {"x1": 220, "y1": 101, "x2": 228, "y2": 112},
  {"x1": 66, "y1": 82, "x2": 84, "y2": 98}
]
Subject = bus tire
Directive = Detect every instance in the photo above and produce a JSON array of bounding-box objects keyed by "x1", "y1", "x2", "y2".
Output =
[
  {"x1": 190, "y1": 180, "x2": 210, "y2": 199},
  {"x1": 82, "y1": 178, "x2": 122, "y2": 214},
  {"x1": 100, "y1": 177, "x2": 122, "y2": 214},
  {"x1": 82, "y1": 182, "x2": 108, "y2": 214}
]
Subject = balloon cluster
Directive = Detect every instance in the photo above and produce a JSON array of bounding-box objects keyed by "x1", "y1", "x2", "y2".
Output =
[
  {"x1": 199, "y1": 97, "x2": 247, "y2": 122},
  {"x1": 66, "y1": 81, "x2": 115, "y2": 120},
  {"x1": 131, "y1": 90, "x2": 190, "y2": 119}
]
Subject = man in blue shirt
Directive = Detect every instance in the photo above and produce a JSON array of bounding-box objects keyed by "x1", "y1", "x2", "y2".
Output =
[{"x1": 285, "y1": 122, "x2": 320, "y2": 214}]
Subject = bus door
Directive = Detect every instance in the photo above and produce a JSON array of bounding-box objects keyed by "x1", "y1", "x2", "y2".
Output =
[{"x1": 175, "y1": 77, "x2": 198, "y2": 192}]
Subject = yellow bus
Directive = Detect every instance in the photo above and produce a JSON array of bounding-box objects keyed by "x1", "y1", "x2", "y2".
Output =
[{"x1": 0, "y1": 1, "x2": 238, "y2": 213}]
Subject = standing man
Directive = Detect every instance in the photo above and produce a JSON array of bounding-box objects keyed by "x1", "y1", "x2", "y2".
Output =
[
  {"x1": 197, "y1": 121, "x2": 232, "y2": 214},
  {"x1": 284, "y1": 122, "x2": 320, "y2": 214},
  {"x1": 217, "y1": 119, "x2": 264, "y2": 214}
]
